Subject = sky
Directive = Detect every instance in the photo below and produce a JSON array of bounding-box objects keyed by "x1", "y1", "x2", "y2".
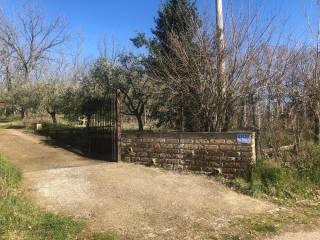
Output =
[{"x1": 0, "y1": 0, "x2": 319, "y2": 58}]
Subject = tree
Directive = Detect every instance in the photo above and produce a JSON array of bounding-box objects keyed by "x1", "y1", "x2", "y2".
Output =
[
  {"x1": 40, "y1": 80, "x2": 68, "y2": 125},
  {"x1": 8, "y1": 81, "x2": 41, "y2": 118},
  {"x1": 132, "y1": 0, "x2": 201, "y2": 131},
  {"x1": 0, "y1": 6, "x2": 68, "y2": 82},
  {"x1": 0, "y1": 5, "x2": 68, "y2": 118},
  {"x1": 71, "y1": 58, "x2": 114, "y2": 127},
  {"x1": 116, "y1": 53, "x2": 152, "y2": 131}
]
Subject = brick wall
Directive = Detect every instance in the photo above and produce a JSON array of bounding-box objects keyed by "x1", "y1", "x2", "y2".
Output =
[{"x1": 121, "y1": 132, "x2": 256, "y2": 177}]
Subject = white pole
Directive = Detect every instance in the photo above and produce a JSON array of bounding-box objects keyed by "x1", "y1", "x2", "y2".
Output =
[{"x1": 215, "y1": 0, "x2": 226, "y2": 94}]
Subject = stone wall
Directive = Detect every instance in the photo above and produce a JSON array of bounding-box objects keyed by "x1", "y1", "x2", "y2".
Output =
[{"x1": 121, "y1": 132, "x2": 256, "y2": 177}]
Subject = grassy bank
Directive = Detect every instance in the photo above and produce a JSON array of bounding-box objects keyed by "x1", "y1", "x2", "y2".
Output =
[
  {"x1": 0, "y1": 155, "x2": 117, "y2": 240},
  {"x1": 215, "y1": 142, "x2": 320, "y2": 239},
  {"x1": 230, "y1": 143, "x2": 320, "y2": 201}
]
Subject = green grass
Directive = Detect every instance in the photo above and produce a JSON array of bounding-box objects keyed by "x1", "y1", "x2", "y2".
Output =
[
  {"x1": 229, "y1": 159, "x2": 318, "y2": 201},
  {"x1": 213, "y1": 205, "x2": 320, "y2": 240},
  {"x1": 217, "y1": 142, "x2": 320, "y2": 240},
  {"x1": 0, "y1": 155, "x2": 118, "y2": 240}
]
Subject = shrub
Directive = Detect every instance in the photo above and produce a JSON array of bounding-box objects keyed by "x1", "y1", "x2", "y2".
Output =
[
  {"x1": 232, "y1": 160, "x2": 315, "y2": 200},
  {"x1": 292, "y1": 142, "x2": 320, "y2": 184},
  {"x1": 250, "y1": 160, "x2": 296, "y2": 198}
]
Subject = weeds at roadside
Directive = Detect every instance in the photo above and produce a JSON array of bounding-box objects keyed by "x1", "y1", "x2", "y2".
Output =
[
  {"x1": 215, "y1": 143, "x2": 320, "y2": 240},
  {"x1": 0, "y1": 155, "x2": 118, "y2": 240}
]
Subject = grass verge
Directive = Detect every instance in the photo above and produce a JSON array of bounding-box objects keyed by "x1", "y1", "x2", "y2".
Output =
[
  {"x1": 0, "y1": 154, "x2": 118, "y2": 240},
  {"x1": 215, "y1": 149, "x2": 320, "y2": 240}
]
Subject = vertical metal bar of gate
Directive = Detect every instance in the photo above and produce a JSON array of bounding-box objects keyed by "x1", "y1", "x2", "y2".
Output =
[{"x1": 115, "y1": 89, "x2": 121, "y2": 162}]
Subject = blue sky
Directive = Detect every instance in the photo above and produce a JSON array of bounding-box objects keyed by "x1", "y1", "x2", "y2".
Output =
[{"x1": 0, "y1": 0, "x2": 318, "y2": 58}]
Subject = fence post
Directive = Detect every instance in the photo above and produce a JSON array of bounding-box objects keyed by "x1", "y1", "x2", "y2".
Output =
[{"x1": 115, "y1": 89, "x2": 122, "y2": 162}]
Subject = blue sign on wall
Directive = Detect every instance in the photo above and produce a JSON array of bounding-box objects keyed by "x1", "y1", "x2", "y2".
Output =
[{"x1": 237, "y1": 134, "x2": 252, "y2": 144}]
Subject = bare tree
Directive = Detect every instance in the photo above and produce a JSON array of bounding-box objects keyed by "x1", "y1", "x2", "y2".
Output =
[
  {"x1": 0, "y1": 6, "x2": 68, "y2": 83},
  {"x1": 0, "y1": 5, "x2": 68, "y2": 118}
]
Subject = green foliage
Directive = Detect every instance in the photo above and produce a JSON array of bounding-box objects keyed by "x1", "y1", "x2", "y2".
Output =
[
  {"x1": 30, "y1": 212, "x2": 85, "y2": 240},
  {"x1": 132, "y1": 0, "x2": 204, "y2": 131},
  {"x1": 232, "y1": 159, "x2": 316, "y2": 200},
  {"x1": 251, "y1": 222, "x2": 279, "y2": 234},
  {"x1": 292, "y1": 142, "x2": 320, "y2": 184},
  {"x1": 61, "y1": 58, "x2": 115, "y2": 125},
  {"x1": 116, "y1": 53, "x2": 152, "y2": 131},
  {"x1": 5, "y1": 82, "x2": 42, "y2": 118},
  {"x1": 0, "y1": 155, "x2": 21, "y2": 190},
  {"x1": 0, "y1": 155, "x2": 111, "y2": 240},
  {"x1": 152, "y1": 0, "x2": 200, "y2": 50},
  {"x1": 38, "y1": 79, "x2": 69, "y2": 123},
  {"x1": 0, "y1": 155, "x2": 85, "y2": 239}
]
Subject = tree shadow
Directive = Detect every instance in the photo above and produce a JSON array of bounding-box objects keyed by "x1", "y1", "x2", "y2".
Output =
[{"x1": 35, "y1": 128, "x2": 116, "y2": 162}]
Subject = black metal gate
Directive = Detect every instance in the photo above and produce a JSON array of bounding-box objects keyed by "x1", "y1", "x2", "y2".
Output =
[
  {"x1": 38, "y1": 90, "x2": 120, "y2": 162},
  {"x1": 86, "y1": 93, "x2": 116, "y2": 161}
]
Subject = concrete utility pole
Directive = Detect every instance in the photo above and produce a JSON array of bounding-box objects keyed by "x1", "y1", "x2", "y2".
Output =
[
  {"x1": 315, "y1": 18, "x2": 320, "y2": 144},
  {"x1": 215, "y1": 0, "x2": 227, "y2": 131},
  {"x1": 215, "y1": 0, "x2": 226, "y2": 94}
]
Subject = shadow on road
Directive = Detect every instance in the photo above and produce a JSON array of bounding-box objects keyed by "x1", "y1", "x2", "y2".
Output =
[{"x1": 35, "y1": 128, "x2": 116, "y2": 162}]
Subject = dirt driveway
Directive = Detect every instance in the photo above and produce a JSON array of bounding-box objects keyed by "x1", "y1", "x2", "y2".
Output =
[{"x1": 0, "y1": 129, "x2": 279, "y2": 239}]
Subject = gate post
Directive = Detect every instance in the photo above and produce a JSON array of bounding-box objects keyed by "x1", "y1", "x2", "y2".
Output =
[{"x1": 115, "y1": 89, "x2": 122, "y2": 162}]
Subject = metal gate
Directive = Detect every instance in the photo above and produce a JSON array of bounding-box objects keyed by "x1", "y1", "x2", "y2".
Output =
[
  {"x1": 87, "y1": 89, "x2": 121, "y2": 161},
  {"x1": 38, "y1": 90, "x2": 121, "y2": 162}
]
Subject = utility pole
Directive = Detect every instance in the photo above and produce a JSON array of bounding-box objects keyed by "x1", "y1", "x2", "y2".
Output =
[
  {"x1": 314, "y1": 1, "x2": 320, "y2": 144},
  {"x1": 215, "y1": 0, "x2": 227, "y2": 131},
  {"x1": 216, "y1": 0, "x2": 226, "y2": 85}
]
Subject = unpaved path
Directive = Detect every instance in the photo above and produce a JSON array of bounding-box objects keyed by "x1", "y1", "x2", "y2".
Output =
[
  {"x1": 0, "y1": 129, "x2": 279, "y2": 239},
  {"x1": 269, "y1": 231, "x2": 320, "y2": 240},
  {"x1": 0, "y1": 129, "x2": 103, "y2": 172}
]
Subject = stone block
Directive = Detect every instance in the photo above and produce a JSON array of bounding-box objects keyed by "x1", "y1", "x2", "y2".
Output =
[
  {"x1": 166, "y1": 138, "x2": 180, "y2": 144},
  {"x1": 161, "y1": 143, "x2": 171, "y2": 148},
  {"x1": 180, "y1": 139, "x2": 194, "y2": 144},
  {"x1": 195, "y1": 139, "x2": 209, "y2": 144},
  {"x1": 155, "y1": 138, "x2": 166, "y2": 143},
  {"x1": 220, "y1": 145, "x2": 236, "y2": 151},
  {"x1": 210, "y1": 139, "x2": 225, "y2": 144},
  {"x1": 226, "y1": 139, "x2": 236, "y2": 144},
  {"x1": 183, "y1": 144, "x2": 199, "y2": 150},
  {"x1": 205, "y1": 145, "x2": 219, "y2": 151},
  {"x1": 224, "y1": 151, "x2": 241, "y2": 157},
  {"x1": 236, "y1": 145, "x2": 252, "y2": 151},
  {"x1": 166, "y1": 149, "x2": 180, "y2": 154},
  {"x1": 142, "y1": 137, "x2": 155, "y2": 143},
  {"x1": 220, "y1": 156, "x2": 236, "y2": 162},
  {"x1": 206, "y1": 156, "x2": 220, "y2": 162},
  {"x1": 180, "y1": 149, "x2": 194, "y2": 154}
]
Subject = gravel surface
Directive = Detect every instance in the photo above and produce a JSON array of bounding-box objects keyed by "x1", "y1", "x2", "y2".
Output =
[{"x1": 0, "y1": 129, "x2": 282, "y2": 239}]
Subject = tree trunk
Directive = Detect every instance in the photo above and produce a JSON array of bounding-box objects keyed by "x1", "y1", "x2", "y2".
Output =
[
  {"x1": 314, "y1": 114, "x2": 320, "y2": 144},
  {"x1": 222, "y1": 110, "x2": 230, "y2": 132},
  {"x1": 137, "y1": 114, "x2": 144, "y2": 131},
  {"x1": 222, "y1": 97, "x2": 231, "y2": 132},
  {"x1": 20, "y1": 109, "x2": 25, "y2": 119},
  {"x1": 50, "y1": 112, "x2": 57, "y2": 125},
  {"x1": 294, "y1": 113, "x2": 301, "y2": 153}
]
